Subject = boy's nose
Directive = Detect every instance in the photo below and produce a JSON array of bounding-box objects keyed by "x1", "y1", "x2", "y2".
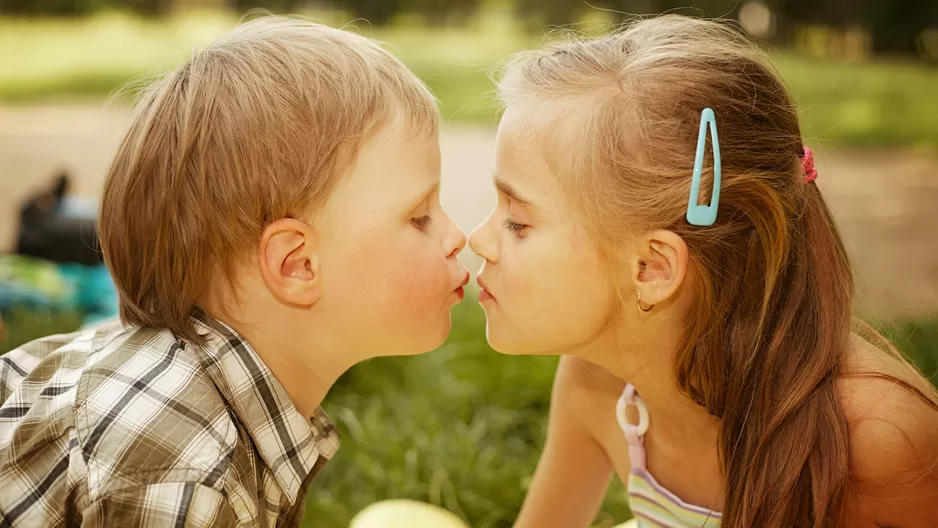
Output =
[{"x1": 446, "y1": 220, "x2": 467, "y2": 259}]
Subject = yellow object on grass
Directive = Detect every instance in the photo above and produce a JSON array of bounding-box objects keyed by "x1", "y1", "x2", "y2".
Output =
[
  {"x1": 349, "y1": 499, "x2": 638, "y2": 528},
  {"x1": 350, "y1": 500, "x2": 470, "y2": 528}
]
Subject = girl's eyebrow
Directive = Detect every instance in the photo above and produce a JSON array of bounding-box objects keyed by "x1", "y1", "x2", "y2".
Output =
[{"x1": 494, "y1": 176, "x2": 534, "y2": 208}]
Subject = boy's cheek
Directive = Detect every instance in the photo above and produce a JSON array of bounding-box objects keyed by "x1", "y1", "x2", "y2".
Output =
[
  {"x1": 333, "y1": 229, "x2": 450, "y2": 319},
  {"x1": 383, "y1": 250, "x2": 451, "y2": 314}
]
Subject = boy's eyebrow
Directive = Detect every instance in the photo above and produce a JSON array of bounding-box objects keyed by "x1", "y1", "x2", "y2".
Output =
[
  {"x1": 409, "y1": 182, "x2": 439, "y2": 209},
  {"x1": 494, "y1": 177, "x2": 534, "y2": 207}
]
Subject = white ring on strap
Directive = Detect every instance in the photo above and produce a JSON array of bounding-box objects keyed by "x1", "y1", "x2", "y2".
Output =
[
  {"x1": 633, "y1": 394, "x2": 650, "y2": 437},
  {"x1": 615, "y1": 390, "x2": 651, "y2": 437},
  {"x1": 615, "y1": 391, "x2": 630, "y2": 434}
]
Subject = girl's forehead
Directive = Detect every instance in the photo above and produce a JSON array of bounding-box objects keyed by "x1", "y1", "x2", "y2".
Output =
[{"x1": 495, "y1": 108, "x2": 569, "y2": 205}]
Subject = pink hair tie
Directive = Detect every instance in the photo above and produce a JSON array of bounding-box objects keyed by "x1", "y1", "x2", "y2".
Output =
[{"x1": 801, "y1": 146, "x2": 817, "y2": 183}]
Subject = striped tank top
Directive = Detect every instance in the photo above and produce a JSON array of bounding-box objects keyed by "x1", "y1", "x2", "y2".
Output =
[{"x1": 616, "y1": 384, "x2": 722, "y2": 527}]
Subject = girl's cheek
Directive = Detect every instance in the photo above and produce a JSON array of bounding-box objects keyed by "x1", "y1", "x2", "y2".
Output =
[{"x1": 501, "y1": 243, "x2": 535, "y2": 296}]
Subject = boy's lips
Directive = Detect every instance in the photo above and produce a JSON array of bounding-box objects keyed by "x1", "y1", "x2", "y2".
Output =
[{"x1": 452, "y1": 272, "x2": 470, "y2": 301}]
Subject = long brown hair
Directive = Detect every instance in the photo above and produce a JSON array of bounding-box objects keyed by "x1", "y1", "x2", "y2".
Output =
[{"x1": 498, "y1": 15, "x2": 938, "y2": 527}]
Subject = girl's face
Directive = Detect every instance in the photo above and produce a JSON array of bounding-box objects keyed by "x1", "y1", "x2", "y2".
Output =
[{"x1": 469, "y1": 106, "x2": 618, "y2": 356}]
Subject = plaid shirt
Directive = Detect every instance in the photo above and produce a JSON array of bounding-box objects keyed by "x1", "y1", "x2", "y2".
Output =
[{"x1": 0, "y1": 314, "x2": 339, "y2": 527}]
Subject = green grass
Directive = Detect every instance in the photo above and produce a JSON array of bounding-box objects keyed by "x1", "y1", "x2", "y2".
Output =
[
  {"x1": 302, "y1": 301, "x2": 630, "y2": 527},
  {"x1": 2, "y1": 303, "x2": 936, "y2": 527},
  {"x1": 0, "y1": 302, "x2": 631, "y2": 528},
  {"x1": 771, "y1": 53, "x2": 938, "y2": 149},
  {"x1": 0, "y1": 310, "x2": 84, "y2": 348},
  {"x1": 2, "y1": 11, "x2": 938, "y2": 146},
  {"x1": 880, "y1": 318, "x2": 938, "y2": 385}
]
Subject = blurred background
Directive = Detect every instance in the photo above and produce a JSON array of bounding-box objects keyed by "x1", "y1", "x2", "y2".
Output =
[{"x1": 1, "y1": 1, "x2": 936, "y2": 526}]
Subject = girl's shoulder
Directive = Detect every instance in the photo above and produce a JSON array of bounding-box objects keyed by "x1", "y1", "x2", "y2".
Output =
[
  {"x1": 838, "y1": 333, "x2": 938, "y2": 439},
  {"x1": 838, "y1": 372, "x2": 938, "y2": 477},
  {"x1": 552, "y1": 356, "x2": 628, "y2": 437},
  {"x1": 837, "y1": 333, "x2": 938, "y2": 523},
  {"x1": 554, "y1": 356, "x2": 626, "y2": 413}
]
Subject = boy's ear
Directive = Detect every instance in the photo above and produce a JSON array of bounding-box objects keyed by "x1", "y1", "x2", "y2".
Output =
[
  {"x1": 630, "y1": 230, "x2": 688, "y2": 308},
  {"x1": 259, "y1": 218, "x2": 321, "y2": 307}
]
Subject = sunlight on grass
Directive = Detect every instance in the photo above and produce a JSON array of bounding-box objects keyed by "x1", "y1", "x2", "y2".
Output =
[
  {"x1": 2, "y1": 11, "x2": 937, "y2": 145},
  {"x1": 0, "y1": 11, "x2": 236, "y2": 92},
  {"x1": 771, "y1": 53, "x2": 938, "y2": 148}
]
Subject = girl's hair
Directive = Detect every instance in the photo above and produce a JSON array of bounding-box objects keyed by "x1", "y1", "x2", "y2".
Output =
[{"x1": 498, "y1": 15, "x2": 938, "y2": 527}]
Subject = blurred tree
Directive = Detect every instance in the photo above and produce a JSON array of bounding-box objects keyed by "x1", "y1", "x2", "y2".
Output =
[
  {"x1": 606, "y1": 0, "x2": 740, "y2": 24},
  {"x1": 118, "y1": 0, "x2": 173, "y2": 15},
  {"x1": 772, "y1": 0, "x2": 936, "y2": 57},
  {"x1": 0, "y1": 0, "x2": 103, "y2": 15},
  {"x1": 408, "y1": 0, "x2": 482, "y2": 25},
  {"x1": 341, "y1": 0, "x2": 401, "y2": 25},
  {"x1": 231, "y1": 0, "x2": 303, "y2": 14},
  {"x1": 516, "y1": 0, "x2": 581, "y2": 29},
  {"x1": 2, "y1": 0, "x2": 933, "y2": 60},
  {"x1": 859, "y1": 0, "x2": 937, "y2": 56},
  {"x1": 773, "y1": 0, "x2": 855, "y2": 42},
  {"x1": 515, "y1": 0, "x2": 741, "y2": 30},
  {"x1": 0, "y1": 0, "x2": 181, "y2": 16}
]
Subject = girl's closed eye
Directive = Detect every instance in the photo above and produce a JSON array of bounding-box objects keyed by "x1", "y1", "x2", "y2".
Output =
[
  {"x1": 412, "y1": 215, "x2": 433, "y2": 230},
  {"x1": 502, "y1": 201, "x2": 531, "y2": 236},
  {"x1": 502, "y1": 218, "x2": 529, "y2": 236}
]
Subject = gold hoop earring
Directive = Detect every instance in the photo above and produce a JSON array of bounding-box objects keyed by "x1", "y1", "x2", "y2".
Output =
[{"x1": 637, "y1": 292, "x2": 654, "y2": 313}]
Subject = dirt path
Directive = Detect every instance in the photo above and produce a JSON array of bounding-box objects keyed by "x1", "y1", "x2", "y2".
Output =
[{"x1": 1, "y1": 103, "x2": 936, "y2": 318}]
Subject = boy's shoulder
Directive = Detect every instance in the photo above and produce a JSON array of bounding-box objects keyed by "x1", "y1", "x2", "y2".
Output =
[
  {"x1": 1, "y1": 322, "x2": 239, "y2": 498},
  {"x1": 76, "y1": 322, "x2": 240, "y2": 495}
]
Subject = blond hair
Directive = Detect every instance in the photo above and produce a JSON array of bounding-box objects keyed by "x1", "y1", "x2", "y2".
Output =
[
  {"x1": 499, "y1": 15, "x2": 938, "y2": 527},
  {"x1": 99, "y1": 16, "x2": 439, "y2": 343}
]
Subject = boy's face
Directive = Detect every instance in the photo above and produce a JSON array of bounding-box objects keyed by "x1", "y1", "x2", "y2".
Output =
[{"x1": 313, "y1": 116, "x2": 468, "y2": 356}]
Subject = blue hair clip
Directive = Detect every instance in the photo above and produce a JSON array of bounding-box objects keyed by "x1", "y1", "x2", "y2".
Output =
[{"x1": 685, "y1": 108, "x2": 721, "y2": 227}]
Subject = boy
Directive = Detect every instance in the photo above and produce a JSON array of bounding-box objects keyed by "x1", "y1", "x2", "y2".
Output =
[{"x1": 0, "y1": 17, "x2": 468, "y2": 526}]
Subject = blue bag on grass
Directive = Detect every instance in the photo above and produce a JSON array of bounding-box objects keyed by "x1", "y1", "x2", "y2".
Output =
[{"x1": 0, "y1": 254, "x2": 118, "y2": 327}]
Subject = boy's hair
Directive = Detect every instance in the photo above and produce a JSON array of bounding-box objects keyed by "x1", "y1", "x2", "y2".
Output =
[
  {"x1": 498, "y1": 15, "x2": 938, "y2": 528},
  {"x1": 99, "y1": 16, "x2": 439, "y2": 343}
]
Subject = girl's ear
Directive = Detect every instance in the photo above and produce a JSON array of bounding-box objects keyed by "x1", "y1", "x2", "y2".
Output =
[{"x1": 630, "y1": 230, "x2": 689, "y2": 307}]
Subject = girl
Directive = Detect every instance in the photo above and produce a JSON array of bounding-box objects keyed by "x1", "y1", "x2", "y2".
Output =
[{"x1": 469, "y1": 15, "x2": 938, "y2": 528}]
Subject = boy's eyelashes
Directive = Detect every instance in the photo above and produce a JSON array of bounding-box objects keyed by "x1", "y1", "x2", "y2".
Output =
[{"x1": 412, "y1": 215, "x2": 434, "y2": 230}]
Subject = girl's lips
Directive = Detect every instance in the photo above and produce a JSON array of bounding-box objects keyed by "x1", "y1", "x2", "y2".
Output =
[
  {"x1": 449, "y1": 273, "x2": 470, "y2": 304},
  {"x1": 477, "y1": 277, "x2": 495, "y2": 302}
]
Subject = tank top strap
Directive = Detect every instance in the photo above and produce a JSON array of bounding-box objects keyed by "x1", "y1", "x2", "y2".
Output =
[{"x1": 616, "y1": 383, "x2": 650, "y2": 471}]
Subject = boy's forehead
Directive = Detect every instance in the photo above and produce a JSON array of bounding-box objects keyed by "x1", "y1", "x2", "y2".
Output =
[{"x1": 332, "y1": 123, "x2": 441, "y2": 206}]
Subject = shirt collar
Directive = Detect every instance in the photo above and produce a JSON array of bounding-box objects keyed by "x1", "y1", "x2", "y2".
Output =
[{"x1": 191, "y1": 311, "x2": 340, "y2": 503}]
